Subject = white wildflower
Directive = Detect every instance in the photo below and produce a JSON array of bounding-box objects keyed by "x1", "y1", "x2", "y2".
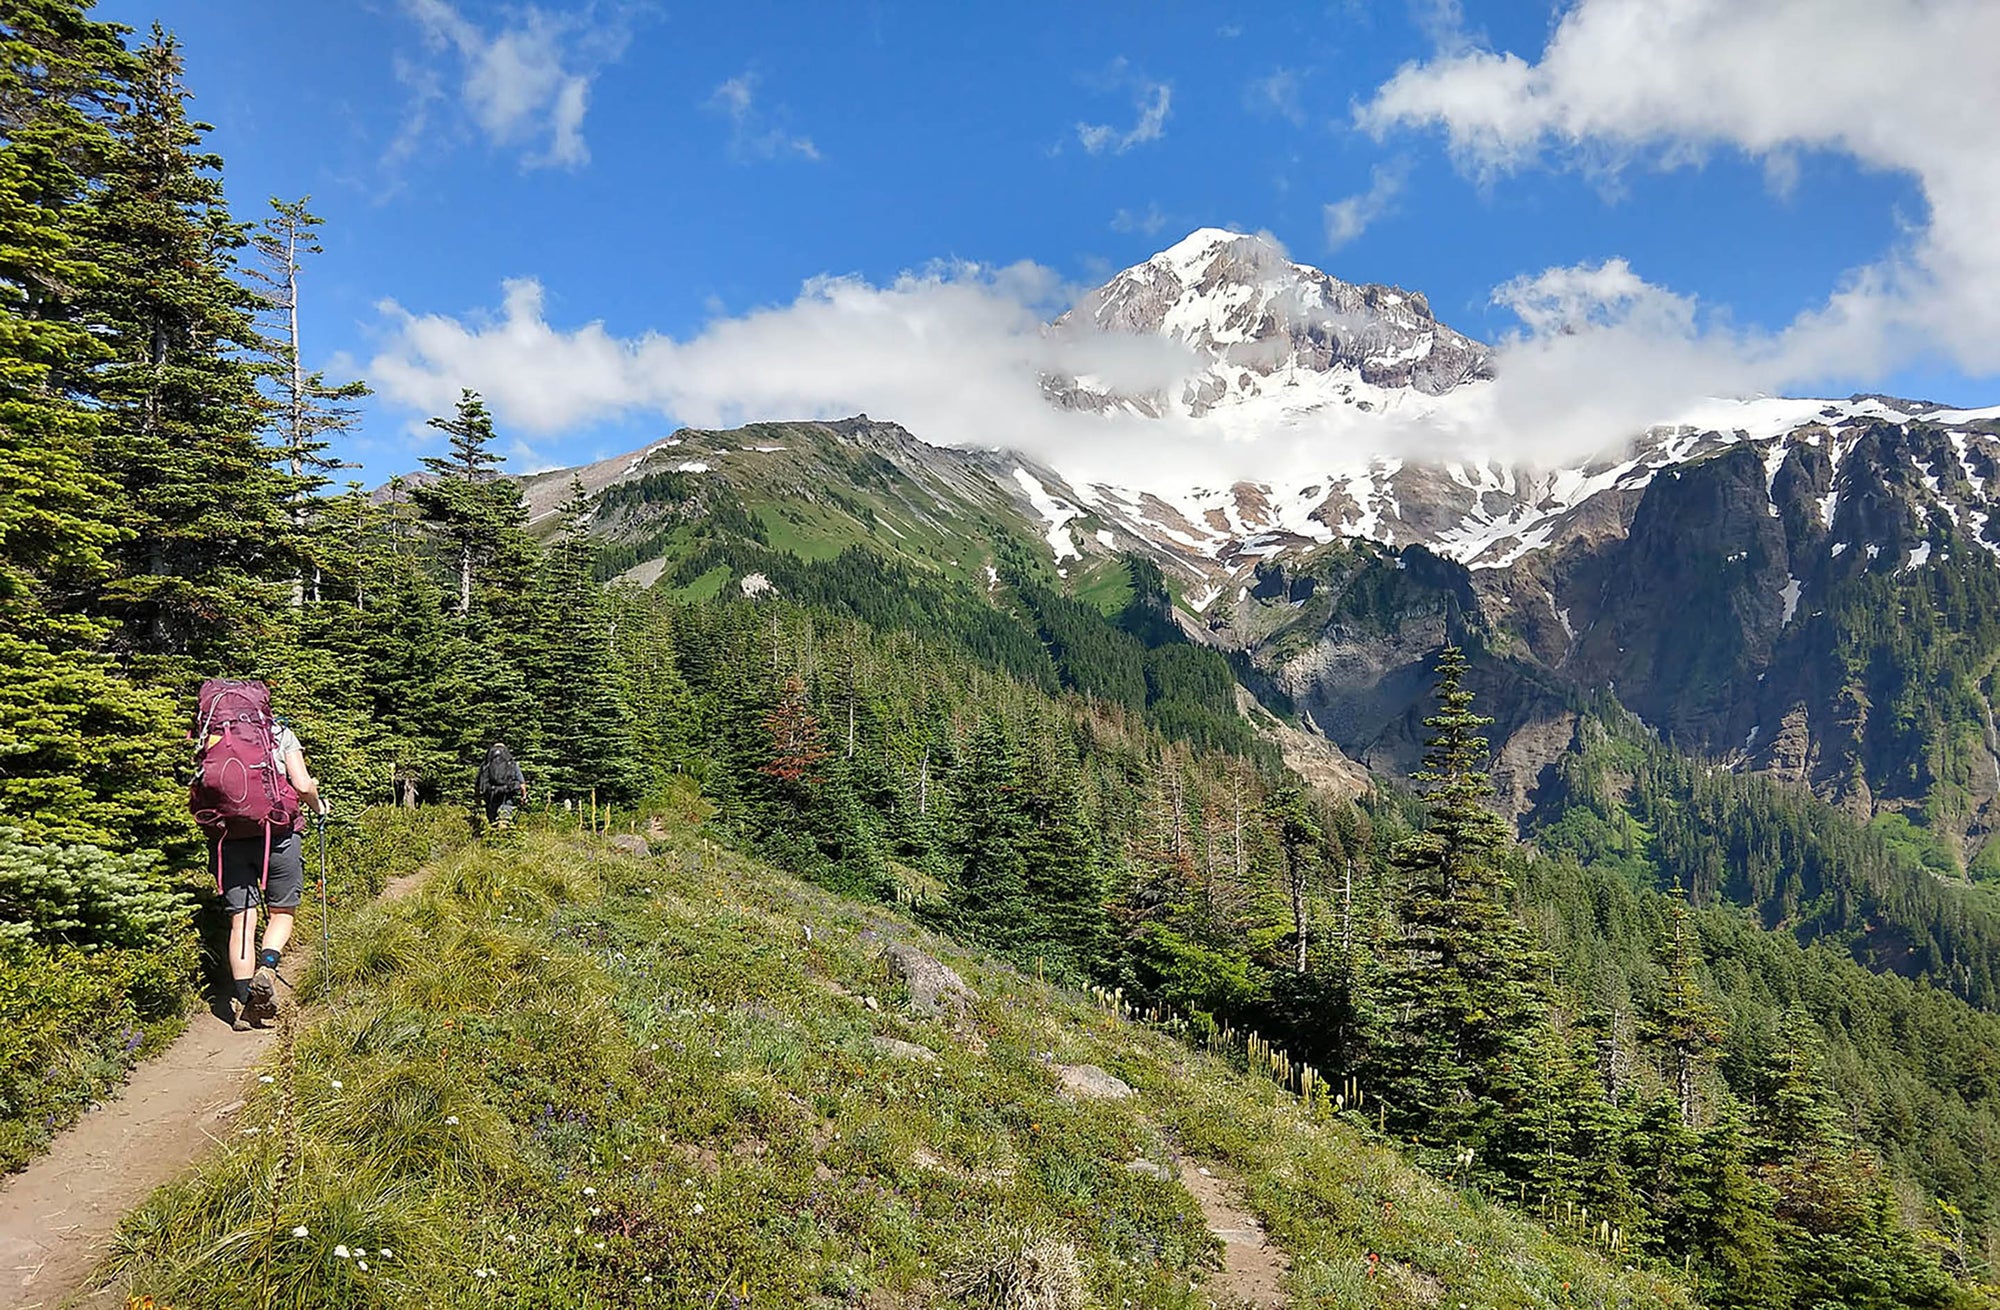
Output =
[
  {"x1": 334, "y1": 1245, "x2": 351, "y2": 1259},
  {"x1": 330, "y1": 1080, "x2": 343, "y2": 1090},
  {"x1": 291, "y1": 1225, "x2": 309, "y2": 1238},
  {"x1": 444, "y1": 1115, "x2": 459, "y2": 1125},
  {"x1": 691, "y1": 1203, "x2": 704, "y2": 1215},
  {"x1": 357, "y1": 1259, "x2": 369, "y2": 1272},
  {"x1": 582, "y1": 1186, "x2": 596, "y2": 1196}
]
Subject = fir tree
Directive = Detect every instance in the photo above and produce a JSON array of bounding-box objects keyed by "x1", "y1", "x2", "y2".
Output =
[
  {"x1": 1649, "y1": 884, "x2": 1722, "y2": 1126},
  {"x1": 246, "y1": 195, "x2": 367, "y2": 601},
  {"x1": 0, "y1": 3, "x2": 187, "y2": 860},
  {"x1": 945, "y1": 718, "x2": 1031, "y2": 950},
  {"x1": 521, "y1": 476, "x2": 639, "y2": 802},
  {"x1": 81, "y1": 26, "x2": 288, "y2": 662},
  {"x1": 1376, "y1": 645, "x2": 1540, "y2": 1140},
  {"x1": 412, "y1": 388, "x2": 513, "y2": 616}
]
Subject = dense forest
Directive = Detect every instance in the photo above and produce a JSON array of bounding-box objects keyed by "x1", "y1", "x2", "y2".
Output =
[{"x1": 3, "y1": 4, "x2": 2000, "y2": 1307}]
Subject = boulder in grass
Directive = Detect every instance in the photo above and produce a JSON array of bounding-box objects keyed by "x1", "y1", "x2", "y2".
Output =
[
  {"x1": 1057, "y1": 1064, "x2": 1133, "y2": 1100},
  {"x1": 608, "y1": 834, "x2": 650, "y2": 857},
  {"x1": 883, "y1": 944, "x2": 974, "y2": 1019}
]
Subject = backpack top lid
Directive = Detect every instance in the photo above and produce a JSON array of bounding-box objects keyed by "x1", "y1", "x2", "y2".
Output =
[{"x1": 190, "y1": 679, "x2": 299, "y2": 838}]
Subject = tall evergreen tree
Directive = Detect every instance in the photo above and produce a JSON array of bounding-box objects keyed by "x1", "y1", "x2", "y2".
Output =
[
  {"x1": 0, "y1": 3, "x2": 186, "y2": 857},
  {"x1": 1375, "y1": 645, "x2": 1540, "y2": 1140},
  {"x1": 82, "y1": 26, "x2": 288, "y2": 663},
  {"x1": 521, "y1": 476, "x2": 639, "y2": 802},
  {"x1": 1650, "y1": 885, "x2": 1723, "y2": 1126},
  {"x1": 246, "y1": 195, "x2": 367, "y2": 601},
  {"x1": 412, "y1": 388, "x2": 511, "y2": 616}
]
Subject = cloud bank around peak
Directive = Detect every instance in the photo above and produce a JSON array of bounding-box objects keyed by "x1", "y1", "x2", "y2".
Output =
[{"x1": 1358, "y1": 0, "x2": 2000, "y2": 410}]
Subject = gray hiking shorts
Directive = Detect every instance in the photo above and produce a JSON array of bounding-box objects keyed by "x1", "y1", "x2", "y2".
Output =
[{"x1": 217, "y1": 830, "x2": 305, "y2": 912}]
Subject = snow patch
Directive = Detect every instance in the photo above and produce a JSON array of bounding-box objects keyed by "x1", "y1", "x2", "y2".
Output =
[
  {"x1": 1906, "y1": 541, "x2": 1932, "y2": 571},
  {"x1": 1012, "y1": 468, "x2": 1079, "y2": 562},
  {"x1": 739, "y1": 572, "x2": 774, "y2": 598},
  {"x1": 1780, "y1": 576, "x2": 1802, "y2": 625},
  {"x1": 675, "y1": 461, "x2": 711, "y2": 473}
]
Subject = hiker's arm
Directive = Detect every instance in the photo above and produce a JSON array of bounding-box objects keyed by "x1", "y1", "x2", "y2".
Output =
[{"x1": 284, "y1": 746, "x2": 326, "y2": 815}]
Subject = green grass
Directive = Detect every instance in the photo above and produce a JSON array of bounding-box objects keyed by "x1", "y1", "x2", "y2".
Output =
[{"x1": 102, "y1": 812, "x2": 1693, "y2": 1308}]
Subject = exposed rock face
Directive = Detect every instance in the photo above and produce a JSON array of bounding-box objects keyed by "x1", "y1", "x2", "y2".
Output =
[
  {"x1": 607, "y1": 833, "x2": 650, "y2": 857},
  {"x1": 1042, "y1": 228, "x2": 1493, "y2": 417}
]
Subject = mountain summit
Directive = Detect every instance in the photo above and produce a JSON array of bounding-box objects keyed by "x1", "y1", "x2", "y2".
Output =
[{"x1": 1042, "y1": 228, "x2": 1493, "y2": 419}]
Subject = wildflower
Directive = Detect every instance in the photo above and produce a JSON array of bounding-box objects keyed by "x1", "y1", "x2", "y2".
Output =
[
  {"x1": 330, "y1": 1080, "x2": 343, "y2": 1090},
  {"x1": 594, "y1": 1241, "x2": 606, "y2": 1250},
  {"x1": 692, "y1": 1203, "x2": 705, "y2": 1215},
  {"x1": 473, "y1": 1268, "x2": 489, "y2": 1280},
  {"x1": 573, "y1": 1226, "x2": 584, "y2": 1236},
  {"x1": 258, "y1": 1075, "x2": 275, "y2": 1085},
  {"x1": 291, "y1": 1226, "x2": 309, "y2": 1238},
  {"x1": 445, "y1": 1115, "x2": 460, "y2": 1125},
  {"x1": 582, "y1": 1186, "x2": 596, "y2": 1196},
  {"x1": 590, "y1": 1207, "x2": 601, "y2": 1216},
  {"x1": 334, "y1": 1245, "x2": 351, "y2": 1259},
  {"x1": 357, "y1": 1259, "x2": 369, "y2": 1272},
  {"x1": 505, "y1": 1235, "x2": 520, "y2": 1245},
  {"x1": 379, "y1": 1248, "x2": 394, "y2": 1259}
]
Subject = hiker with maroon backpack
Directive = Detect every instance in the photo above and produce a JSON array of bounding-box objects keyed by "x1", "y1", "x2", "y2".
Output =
[{"x1": 188, "y1": 680, "x2": 326, "y2": 1031}]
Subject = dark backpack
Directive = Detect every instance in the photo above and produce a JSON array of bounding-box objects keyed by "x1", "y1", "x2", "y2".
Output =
[{"x1": 189, "y1": 679, "x2": 301, "y2": 846}]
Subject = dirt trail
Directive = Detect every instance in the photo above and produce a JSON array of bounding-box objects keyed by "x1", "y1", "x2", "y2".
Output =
[
  {"x1": 1182, "y1": 1161, "x2": 1291, "y2": 1309},
  {"x1": 0, "y1": 866, "x2": 431, "y2": 1309}
]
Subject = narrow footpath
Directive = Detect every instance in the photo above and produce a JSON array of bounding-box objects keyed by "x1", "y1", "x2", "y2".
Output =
[{"x1": 0, "y1": 867, "x2": 430, "y2": 1309}]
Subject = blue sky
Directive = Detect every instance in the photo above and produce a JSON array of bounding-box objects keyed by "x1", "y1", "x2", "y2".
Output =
[{"x1": 98, "y1": 0, "x2": 2000, "y2": 476}]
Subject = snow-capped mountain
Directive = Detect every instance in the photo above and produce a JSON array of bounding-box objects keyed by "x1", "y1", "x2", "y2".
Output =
[
  {"x1": 1042, "y1": 228, "x2": 1492, "y2": 421},
  {"x1": 1019, "y1": 231, "x2": 2000, "y2": 591}
]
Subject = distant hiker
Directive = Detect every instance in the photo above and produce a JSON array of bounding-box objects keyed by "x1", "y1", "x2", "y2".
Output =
[
  {"x1": 477, "y1": 743, "x2": 528, "y2": 829},
  {"x1": 188, "y1": 680, "x2": 326, "y2": 1031}
]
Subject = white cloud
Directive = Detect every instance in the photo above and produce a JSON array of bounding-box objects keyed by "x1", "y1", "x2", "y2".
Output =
[
  {"x1": 1076, "y1": 61, "x2": 1172, "y2": 155},
  {"x1": 1247, "y1": 68, "x2": 1306, "y2": 127},
  {"x1": 367, "y1": 264, "x2": 1290, "y2": 485},
  {"x1": 1358, "y1": 0, "x2": 2000, "y2": 399},
  {"x1": 1111, "y1": 203, "x2": 1168, "y2": 236},
  {"x1": 706, "y1": 72, "x2": 821, "y2": 162},
  {"x1": 1322, "y1": 160, "x2": 1409, "y2": 250},
  {"x1": 396, "y1": 0, "x2": 630, "y2": 170}
]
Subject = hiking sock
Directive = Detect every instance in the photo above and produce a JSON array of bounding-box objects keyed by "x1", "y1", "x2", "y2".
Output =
[
  {"x1": 257, "y1": 948, "x2": 281, "y2": 971},
  {"x1": 233, "y1": 978, "x2": 252, "y2": 1006}
]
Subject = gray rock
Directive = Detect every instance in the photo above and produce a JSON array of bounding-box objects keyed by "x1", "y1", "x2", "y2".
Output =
[
  {"x1": 1125, "y1": 1159, "x2": 1171, "y2": 1179},
  {"x1": 607, "y1": 833, "x2": 650, "y2": 857},
  {"x1": 871, "y1": 1037, "x2": 936, "y2": 1063},
  {"x1": 882, "y1": 944, "x2": 974, "y2": 1019},
  {"x1": 1057, "y1": 1063, "x2": 1134, "y2": 1100}
]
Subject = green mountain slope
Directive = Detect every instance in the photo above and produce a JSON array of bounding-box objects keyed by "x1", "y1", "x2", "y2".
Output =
[{"x1": 104, "y1": 819, "x2": 1691, "y2": 1309}]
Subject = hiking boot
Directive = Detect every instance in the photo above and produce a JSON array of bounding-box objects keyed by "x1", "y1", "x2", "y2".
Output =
[
  {"x1": 231, "y1": 1004, "x2": 254, "y2": 1033},
  {"x1": 246, "y1": 966, "x2": 280, "y2": 1026}
]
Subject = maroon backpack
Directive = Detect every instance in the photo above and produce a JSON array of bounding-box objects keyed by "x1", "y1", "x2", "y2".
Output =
[{"x1": 189, "y1": 680, "x2": 301, "y2": 881}]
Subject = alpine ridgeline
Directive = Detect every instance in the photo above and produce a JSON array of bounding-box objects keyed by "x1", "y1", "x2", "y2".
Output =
[{"x1": 547, "y1": 228, "x2": 2000, "y2": 870}]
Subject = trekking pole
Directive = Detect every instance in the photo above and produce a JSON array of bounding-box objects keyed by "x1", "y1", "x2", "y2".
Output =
[{"x1": 316, "y1": 809, "x2": 331, "y2": 998}]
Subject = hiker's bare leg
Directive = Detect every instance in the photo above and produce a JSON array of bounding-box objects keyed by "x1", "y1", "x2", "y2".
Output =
[
  {"x1": 228, "y1": 906, "x2": 259, "y2": 985},
  {"x1": 261, "y1": 907, "x2": 295, "y2": 956}
]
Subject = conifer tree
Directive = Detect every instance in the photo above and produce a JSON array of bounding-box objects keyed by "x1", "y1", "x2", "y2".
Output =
[
  {"x1": 82, "y1": 26, "x2": 288, "y2": 662},
  {"x1": 945, "y1": 718, "x2": 1031, "y2": 950},
  {"x1": 521, "y1": 476, "x2": 638, "y2": 802},
  {"x1": 412, "y1": 388, "x2": 512, "y2": 616},
  {"x1": 0, "y1": 3, "x2": 187, "y2": 858},
  {"x1": 1650, "y1": 885, "x2": 1722, "y2": 1126},
  {"x1": 1376, "y1": 645, "x2": 1540, "y2": 1139},
  {"x1": 247, "y1": 195, "x2": 367, "y2": 601}
]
